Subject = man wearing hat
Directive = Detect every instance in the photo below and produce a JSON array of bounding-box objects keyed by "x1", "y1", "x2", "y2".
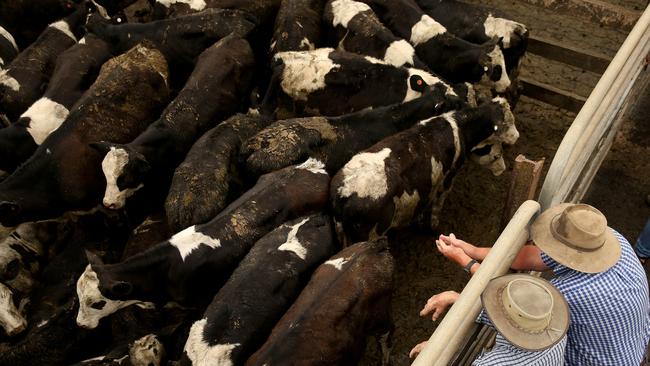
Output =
[
  {"x1": 409, "y1": 274, "x2": 569, "y2": 365},
  {"x1": 436, "y1": 203, "x2": 650, "y2": 365}
]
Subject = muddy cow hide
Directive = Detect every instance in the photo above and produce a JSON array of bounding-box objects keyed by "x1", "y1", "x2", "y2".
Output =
[
  {"x1": 270, "y1": 0, "x2": 326, "y2": 55},
  {"x1": 75, "y1": 159, "x2": 330, "y2": 329},
  {"x1": 267, "y1": 48, "x2": 470, "y2": 118},
  {"x1": 0, "y1": 26, "x2": 18, "y2": 70},
  {"x1": 242, "y1": 89, "x2": 459, "y2": 177},
  {"x1": 181, "y1": 213, "x2": 338, "y2": 365},
  {"x1": 165, "y1": 111, "x2": 272, "y2": 232},
  {"x1": 91, "y1": 35, "x2": 255, "y2": 214},
  {"x1": 356, "y1": 0, "x2": 510, "y2": 92},
  {"x1": 331, "y1": 97, "x2": 519, "y2": 244},
  {"x1": 0, "y1": 2, "x2": 94, "y2": 121},
  {"x1": 246, "y1": 238, "x2": 395, "y2": 366},
  {"x1": 324, "y1": 0, "x2": 427, "y2": 69},
  {"x1": 0, "y1": 44, "x2": 170, "y2": 227},
  {"x1": 0, "y1": 34, "x2": 113, "y2": 173}
]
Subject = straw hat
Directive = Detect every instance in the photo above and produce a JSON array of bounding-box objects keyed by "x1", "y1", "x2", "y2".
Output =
[
  {"x1": 481, "y1": 274, "x2": 569, "y2": 351},
  {"x1": 531, "y1": 203, "x2": 620, "y2": 273}
]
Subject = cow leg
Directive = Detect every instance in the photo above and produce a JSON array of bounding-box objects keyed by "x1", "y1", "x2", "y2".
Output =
[{"x1": 377, "y1": 325, "x2": 394, "y2": 366}]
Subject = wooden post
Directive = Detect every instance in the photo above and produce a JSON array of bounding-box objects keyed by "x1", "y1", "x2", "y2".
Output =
[{"x1": 500, "y1": 155, "x2": 546, "y2": 230}]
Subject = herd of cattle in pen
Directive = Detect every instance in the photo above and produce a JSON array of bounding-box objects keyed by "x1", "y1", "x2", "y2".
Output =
[{"x1": 0, "y1": 0, "x2": 528, "y2": 364}]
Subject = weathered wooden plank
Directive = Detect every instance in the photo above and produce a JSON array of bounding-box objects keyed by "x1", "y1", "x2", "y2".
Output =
[
  {"x1": 519, "y1": 0, "x2": 642, "y2": 30},
  {"x1": 500, "y1": 155, "x2": 546, "y2": 230},
  {"x1": 520, "y1": 77, "x2": 587, "y2": 112},
  {"x1": 528, "y1": 36, "x2": 612, "y2": 74}
]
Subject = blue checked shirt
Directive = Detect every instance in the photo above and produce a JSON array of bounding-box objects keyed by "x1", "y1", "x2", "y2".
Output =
[
  {"x1": 472, "y1": 311, "x2": 567, "y2": 365},
  {"x1": 541, "y1": 229, "x2": 650, "y2": 365}
]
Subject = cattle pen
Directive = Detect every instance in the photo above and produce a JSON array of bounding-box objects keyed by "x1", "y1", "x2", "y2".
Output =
[{"x1": 398, "y1": 1, "x2": 650, "y2": 365}]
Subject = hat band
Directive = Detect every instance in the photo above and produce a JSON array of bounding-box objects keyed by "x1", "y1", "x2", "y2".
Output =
[
  {"x1": 550, "y1": 214, "x2": 604, "y2": 252},
  {"x1": 500, "y1": 280, "x2": 552, "y2": 333}
]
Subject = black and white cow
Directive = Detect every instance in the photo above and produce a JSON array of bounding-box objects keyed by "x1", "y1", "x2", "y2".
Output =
[
  {"x1": 331, "y1": 97, "x2": 518, "y2": 244},
  {"x1": 0, "y1": 44, "x2": 170, "y2": 227},
  {"x1": 0, "y1": 26, "x2": 18, "y2": 70},
  {"x1": 324, "y1": 0, "x2": 427, "y2": 69},
  {"x1": 165, "y1": 111, "x2": 272, "y2": 232},
  {"x1": 72, "y1": 334, "x2": 165, "y2": 366},
  {"x1": 242, "y1": 88, "x2": 461, "y2": 177},
  {"x1": 246, "y1": 238, "x2": 395, "y2": 366},
  {"x1": 76, "y1": 159, "x2": 330, "y2": 329},
  {"x1": 355, "y1": 0, "x2": 510, "y2": 91},
  {"x1": 0, "y1": 34, "x2": 113, "y2": 173},
  {"x1": 93, "y1": 35, "x2": 255, "y2": 212},
  {"x1": 267, "y1": 48, "x2": 469, "y2": 117},
  {"x1": 182, "y1": 213, "x2": 338, "y2": 365},
  {"x1": 151, "y1": 0, "x2": 282, "y2": 27},
  {"x1": 270, "y1": 0, "x2": 326, "y2": 54},
  {"x1": 0, "y1": 2, "x2": 94, "y2": 121}
]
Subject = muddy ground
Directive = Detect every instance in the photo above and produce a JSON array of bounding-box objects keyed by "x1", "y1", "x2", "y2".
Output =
[{"x1": 361, "y1": 1, "x2": 650, "y2": 365}]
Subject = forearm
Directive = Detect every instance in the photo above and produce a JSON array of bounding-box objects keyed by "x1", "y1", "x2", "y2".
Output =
[
  {"x1": 511, "y1": 245, "x2": 549, "y2": 271},
  {"x1": 467, "y1": 246, "x2": 490, "y2": 261}
]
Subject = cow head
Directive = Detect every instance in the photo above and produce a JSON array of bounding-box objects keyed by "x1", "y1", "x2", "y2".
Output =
[
  {"x1": 90, "y1": 142, "x2": 150, "y2": 210},
  {"x1": 470, "y1": 97, "x2": 518, "y2": 176},
  {"x1": 406, "y1": 68, "x2": 458, "y2": 103},
  {"x1": 477, "y1": 41, "x2": 510, "y2": 93},
  {"x1": 76, "y1": 251, "x2": 152, "y2": 329},
  {"x1": 0, "y1": 282, "x2": 27, "y2": 336}
]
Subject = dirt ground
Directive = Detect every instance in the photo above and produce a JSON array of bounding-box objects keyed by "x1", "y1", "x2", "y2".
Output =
[{"x1": 360, "y1": 1, "x2": 650, "y2": 365}]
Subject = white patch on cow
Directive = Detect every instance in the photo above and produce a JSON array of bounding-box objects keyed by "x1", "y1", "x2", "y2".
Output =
[
  {"x1": 101, "y1": 147, "x2": 144, "y2": 209},
  {"x1": 79, "y1": 37, "x2": 86, "y2": 45},
  {"x1": 130, "y1": 334, "x2": 164, "y2": 366},
  {"x1": 0, "y1": 57, "x2": 4, "y2": 67},
  {"x1": 49, "y1": 20, "x2": 76, "y2": 41},
  {"x1": 384, "y1": 40, "x2": 415, "y2": 67},
  {"x1": 410, "y1": 15, "x2": 446, "y2": 46},
  {"x1": 0, "y1": 26, "x2": 18, "y2": 52},
  {"x1": 37, "y1": 319, "x2": 48, "y2": 328},
  {"x1": 23, "y1": 98, "x2": 69, "y2": 145},
  {"x1": 430, "y1": 157, "x2": 443, "y2": 190},
  {"x1": 330, "y1": 0, "x2": 371, "y2": 27},
  {"x1": 404, "y1": 68, "x2": 455, "y2": 103},
  {"x1": 156, "y1": 0, "x2": 207, "y2": 10},
  {"x1": 278, "y1": 218, "x2": 310, "y2": 260},
  {"x1": 185, "y1": 318, "x2": 240, "y2": 366},
  {"x1": 297, "y1": 157, "x2": 327, "y2": 175},
  {"x1": 390, "y1": 190, "x2": 420, "y2": 228},
  {"x1": 487, "y1": 46, "x2": 510, "y2": 92},
  {"x1": 0, "y1": 282, "x2": 26, "y2": 336},
  {"x1": 169, "y1": 225, "x2": 221, "y2": 261},
  {"x1": 325, "y1": 257, "x2": 349, "y2": 270},
  {"x1": 364, "y1": 55, "x2": 385, "y2": 64},
  {"x1": 425, "y1": 112, "x2": 462, "y2": 164},
  {"x1": 0, "y1": 69, "x2": 20, "y2": 91},
  {"x1": 76, "y1": 265, "x2": 153, "y2": 329},
  {"x1": 90, "y1": 0, "x2": 110, "y2": 19},
  {"x1": 483, "y1": 14, "x2": 526, "y2": 49},
  {"x1": 275, "y1": 48, "x2": 340, "y2": 101},
  {"x1": 299, "y1": 37, "x2": 315, "y2": 50},
  {"x1": 337, "y1": 148, "x2": 391, "y2": 199},
  {"x1": 492, "y1": 97, "x2": 519, "y2": 144},
  {"x1": 80, "y1": 356, "x2": 106, "y2": 362}
]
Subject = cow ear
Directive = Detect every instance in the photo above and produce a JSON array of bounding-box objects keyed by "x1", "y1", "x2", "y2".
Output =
[
  {"x1": 85, "y1": 250, "x2": 104, "y2": 268},
  {"x1": 89, "y1": 141, "x2": 113, "y2": 155},
  {"x1": 110, "y1": 281, "x2": 133, "y2": 297}
]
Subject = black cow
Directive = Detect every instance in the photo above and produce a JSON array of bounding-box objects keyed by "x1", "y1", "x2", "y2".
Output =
[
  {"x1": 151, "y1": 0, "x2": 281, "y2": 27},
  {"x1": 242, "y1": 89, "x2": 461, "y2": 177},
  {"x1": 0, "y1": 35, "x2": 113, "y2": 173},
  {"x1": 92, "y1": 35, "x2": 255, "y2": 212},
  {"x1": 324, "y1": 0, "x2": 427, "y2": 69},
  {"x1": 0, "y1": 2, "x2": 94, "y2": 121},
  {"x1": 270, "y1": 0, "x2": 326, "y2": 54},
  {"x1": 356, "y1": 0, "x2": 510, "y2": 91},
  {"x1": 267, "y1": 48, "x2": 470, "y2": 117},
  {"x1": 331, "y1": 97, "x2": 519, "y2": 244},
  {"x1": 0, "y1": 44, "x2": 170, "y2": 227},
  {"x1": 246, "y1": 238, "x2": 395, "y2": 366},
  {"x1": 181, "y1": 213, "x2": 338, "y2": 365},
  {"x1": 76, "y1": 160, "x2": 330, "y2": 329},
  {"x1": 165, "y1": 111, "x2": 272, "y2": 232},
  {"x1": 0, "y1": 26, "x2": 18, "y2": 70}
]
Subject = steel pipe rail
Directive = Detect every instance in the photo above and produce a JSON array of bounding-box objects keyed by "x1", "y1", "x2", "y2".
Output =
[
  {"x1": 538, "y1": 4, "x2": 650, "y2": 210},
  {"x1": 411, "y1": 200, "x2": 541, "y2": 366}
]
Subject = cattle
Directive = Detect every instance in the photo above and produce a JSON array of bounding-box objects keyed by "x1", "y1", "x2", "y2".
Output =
[
  {"x1": 266, "y1": 48, "x2": 470, "y2": 118},
  {"x1": 72, "y1": 334, "x2": 165, "y2": 366},
  {"x1": 323, "y1": 0, "x2": 428, "y2": 69},
  {"x1": 0, "y1": 26, "x2": 18, "y2": 70},
  {"x1": 246, "y1": 238, "x2": 395, "y2": 366},
  {"x1": 0, "y1": 282, "x2": 26, "y2": 337},
  {"x1": 165, "y1": 111, "x2": 272, "y2": 232},
  {"x1": 355, "y1": 0, "x2": 510, "y2": 92},
  {"x1": 182, "y1": 213, "x2": 338, "y2": 365},
  {"x1": 0, "y1": 44, "x2": 170, "y2": 227},
  {"x1": 270, "y1": 0, "x2": 326, "y2": 54},
  {"x1": 92, "y1": 35, "x2": 255, "y2": 213},
  {"x1": 151, "y1": 0, "x2": 282, "y2": 27},
  {"x1": 76, "y1": 159, "x2": 330, "y2": 329},
  {"x1": 0, "y1": 35, "x2": 113, "y2": 173},
  {"x1": 331, "y1": 97, "x2": 518, "y2": 244},
  {"x1": 242, "y1": 88, "x2": 463, "y2": 178},
  {"x1": 0, "y1": 2, "x2": 95, "y2": 121}
]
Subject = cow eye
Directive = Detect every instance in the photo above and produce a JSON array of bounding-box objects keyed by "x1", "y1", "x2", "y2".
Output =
[{"x1": 91, "y1": 300, "x2": 106, "y2": 310}]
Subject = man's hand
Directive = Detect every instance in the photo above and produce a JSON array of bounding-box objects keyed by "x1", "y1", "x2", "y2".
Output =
[
  {"x1": 409, "y1": 340, "x2": 428, "y2": 359},
  {"x1": 419, "y1": 290, "x2": 459, "y2": 321},
  {"x1": 440, "y1": 233, "x2": 477, "y2": 255},
  {"x1": 436, "y1": 234, "x2": 471, "y2": 266}
]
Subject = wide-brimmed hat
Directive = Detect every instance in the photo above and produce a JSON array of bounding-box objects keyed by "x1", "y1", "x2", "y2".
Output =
[
  {"x1": 531, "y1": 203, "x2": 620, "y2": 273},
  {"x1": 481, "y1": 274, "x2": 569, "y2": 351}
]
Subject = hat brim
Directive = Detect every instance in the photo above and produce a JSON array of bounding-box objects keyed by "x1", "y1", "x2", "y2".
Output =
[
  {"x1": 481, "y1": 274, "x2": 569, "y2": 351},
  {"x1": 531, "y1": 203, "x2": 621, "y2": 273}
]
